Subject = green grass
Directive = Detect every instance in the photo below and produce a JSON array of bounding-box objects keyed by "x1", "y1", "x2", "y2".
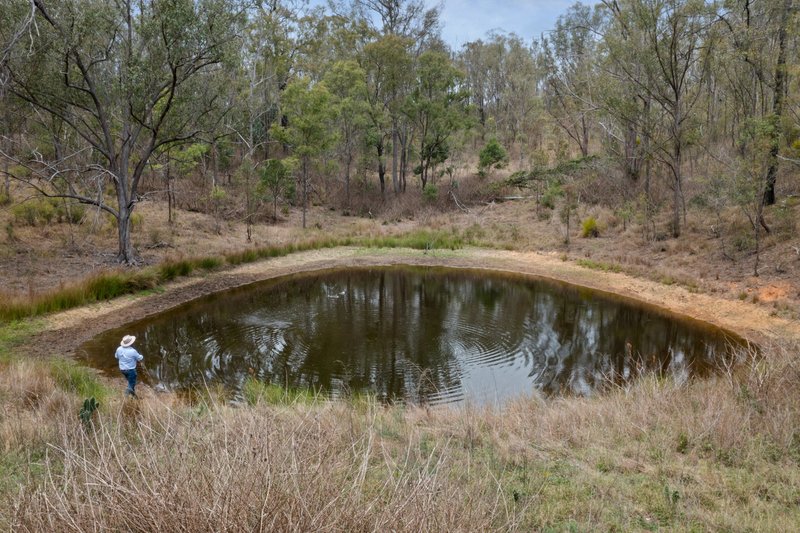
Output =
[
  {"x1": 576, "y1": 258, "x2": 623, "y2": 273},
  {"x1": 197, "y1": 256, "x2": 223, "y2": 270},
  {"x1": 0, "y1": 320, "x2": 42, "y2": 363},
  {"x1": 0, "y1": 270, "x2": 161, "y2": 322},
  {"x1": 359, "y1": 229, "x2": 465, "y2": 250},
  {"x1": 241, "y1": 377, "x2": 319, "y2": 406},
  {"x1": 48, "y1": 358, "x2": 111, "y2": 403},
  {"x1": 0, "y1": 449, "x2": 47, "y2": 501},
  {"x1": 222, "y1": 238, "x2": 348, "y2": 266},
  {"x1": 158, "y1": 259, "x2": 195, "y2": 280}
]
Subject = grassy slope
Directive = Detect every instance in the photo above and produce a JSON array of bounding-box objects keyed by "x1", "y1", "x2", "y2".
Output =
[
  {"x1": 1, "y1": 197, "x2": 799, "y2": 530},
  {"x1": 1, "y1": 313, "x2": 799, "y2": 531},
  {"x1": 2, "y1": 143, "x2": 799, "y2": 530},
  {"x1": 0, "y1": 230, "x2": 467, "y2": 322}
]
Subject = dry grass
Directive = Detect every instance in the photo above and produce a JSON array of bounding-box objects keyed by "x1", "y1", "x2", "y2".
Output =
[
  {"x1": 1, "y1": 173, "x2": 800, "y2": 529},
  {"x1": 2, "y1": 338, "x2": 799, "y2": 531},
  {"x1": 5, "y1": 396, "x2": 515, "y2": 531}
]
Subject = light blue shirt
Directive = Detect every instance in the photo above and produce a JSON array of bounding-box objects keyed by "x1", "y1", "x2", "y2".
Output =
[{"x1": 115, "y1": 346, "x2": 143, "y2": 371}]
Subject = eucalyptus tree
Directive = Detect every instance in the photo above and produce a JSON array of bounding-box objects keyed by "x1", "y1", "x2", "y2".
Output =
[
  {"x1": 500, "y1": 34, "x2": 544, "y2": 163},
  {"x1": 228, "y1": 0, "x2": 320, "y2": 240},
  {"x1": 542, "y1": 3, "x2": 603, "y2": 158},
  {"x1": 357, "y1": 0, "x2": 442, "y2": 195},
  {"x1": 0, "y1": 0, "x2": 34, "y2": 66},
  {"x1": 458, "y1": 38, "x2": 498, "y2": 136},
  {"x1": 729, "y1": 117, "x2": 776, "y2": 275},
  {"x1": 269, "y1": 77, "x2": 338, "y2": 228},
  {"x1": 242, "y1": 0, "x2": 309, "y2": 161},
  {"x1": 361, "y1": 34, "x2": 412, "y2": 196},
  {"x1": 259, "y1": 157, "x2": 294, "y2": 221},
  {"x1": 717, "y1": 0, "x2": 796, "y2": 207},
  {"x1": 1, "y1": 0, "x2": 243, "y2": 263},
  {"x1": 324, "y1": 60, "x2": 370, "y2": 212},
  {"x1": 594, "y1": 5, "x2": 654, "y2": 188},
  {"x1": 356, "y1": 0, "x2": 441, "y2": 50},
  {"x1": 458, "y1": 33, "x2": 541, "y2": 155},
  {"x1": 404, "y1": 50, "x2": 471, "y2": 190},
  {"x1": 603, "y1": 0, "x2": 715, "y2": 238}
]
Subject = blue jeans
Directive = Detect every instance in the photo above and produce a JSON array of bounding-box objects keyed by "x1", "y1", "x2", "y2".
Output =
[{"x1": 121, "y1": 368, "x2": 137, "y2": 396}]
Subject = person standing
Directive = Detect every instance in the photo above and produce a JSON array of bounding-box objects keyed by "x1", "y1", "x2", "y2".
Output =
[{"x1": 116, "y1": 335, "x2": 143, "y2": 398}]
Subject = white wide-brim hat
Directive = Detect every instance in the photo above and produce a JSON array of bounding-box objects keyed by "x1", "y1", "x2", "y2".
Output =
[{"x1": 120, "y1": 335, "x2": 136, "y2": 347}]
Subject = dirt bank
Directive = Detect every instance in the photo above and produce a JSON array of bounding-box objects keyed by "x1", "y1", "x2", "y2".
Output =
[{"x1": 17, "y1": 247, "x2": 800, "y2": 362}]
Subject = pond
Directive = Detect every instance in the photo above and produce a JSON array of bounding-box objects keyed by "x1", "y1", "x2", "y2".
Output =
[{"x1": 78, "y1": 266, "x2": 743, "y2": 405}]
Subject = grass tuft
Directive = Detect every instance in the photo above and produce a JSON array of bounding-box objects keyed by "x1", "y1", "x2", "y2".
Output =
[
  {"x1": 48, "y1": 358, "x2": 111, "y2": 403},
  {"x1": 360, "y1": 229, "x2": 466, "y2": 250},
  {"x1": 0, "y1": 320, "x2": 42, "y2": 363},
  {"x1": 158, "y1": 259, "x2": 194, "y2": 281},
  {"x1": 197, "y1": 256, "x2": 223, "y2": 270},
  {"x1": 241, "y1": 377, "x2": 319, "y2": 406},
  {"x1": 576, "y1": 258, "x2": 623, "y2": 273}
]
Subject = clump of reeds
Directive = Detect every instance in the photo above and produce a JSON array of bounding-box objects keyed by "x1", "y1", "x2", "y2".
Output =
[{"x1": 0, "y1": 269, "x2": 160, "y2": 322}]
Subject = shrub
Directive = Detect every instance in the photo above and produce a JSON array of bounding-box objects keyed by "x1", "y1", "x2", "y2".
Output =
[
  {"x1": 8, "y1": 164, "x2": 30, "y2": 178},
  {"x1": 774, "y1": 200, "x2": 797, "y2": 236},
  {"x1": 581, "y1": 217, "x2": 599, "y2": 238},
  {"x1": 462, "y1": 223, "x2": 486, "y2": 242},
  {"x1": 478, "y1": 138, "x2": 508, "y2": 175},
  {"x1": 40, "y1": 203, "x2": 56, "y2": 224},
  {"x1": 540, "y1": 180, "x2": 563, "y2": 210},
  {"x1": 148, "y1": 227, "x2": 164, "y2": 246},
  {"x1": 78, "y1": 397, "x2": 100, "y2": 426},
  {"x1": 210, "y1": 185, "x2": 227, "y2": 202},
  {"x1": 423, "y1": 183, "x2": 438, "y2": 202},
  {"x1": 11, "y1": 199, "x2": 56, "y2": 227},
  {"x1": 615, "y1": 202, "x2": 635, "y2": 231},
  {"x1": 57, "y1": 202, "x2": 86, "y2": 224},
  {"x1": 733, "y1": 233, "x2": 754, "y2": 252},
  {"x1": 688, "y1": 194, "x2": 708, "y2": 209}
]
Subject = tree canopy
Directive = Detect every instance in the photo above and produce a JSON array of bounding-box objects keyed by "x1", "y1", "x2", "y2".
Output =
[{"x1": 1, "y1": 0, "x2": 798, "y2": 269}]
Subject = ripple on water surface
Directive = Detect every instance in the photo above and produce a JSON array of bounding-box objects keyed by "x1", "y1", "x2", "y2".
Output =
[{"x1": 79, "y1": 266, "x2": 744, "y2": 406}]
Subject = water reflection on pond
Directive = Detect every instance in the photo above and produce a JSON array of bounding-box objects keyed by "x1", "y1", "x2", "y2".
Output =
[{"x1": 79, "y1": 266, "x2": 741, "y2": 405}]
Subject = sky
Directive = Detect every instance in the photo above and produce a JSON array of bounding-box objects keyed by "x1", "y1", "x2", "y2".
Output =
[
  {"x1": 431, "y1": 0, "x2": 576, "y2": 46},
  {"x1": 308, "y1": 0, "x2": 578, "y2": 48}
]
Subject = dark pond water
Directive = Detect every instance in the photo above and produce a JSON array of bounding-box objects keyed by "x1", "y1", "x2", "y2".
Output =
[{"x1": 79, "y1": 266, "x2": 743, "y2": 405}]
